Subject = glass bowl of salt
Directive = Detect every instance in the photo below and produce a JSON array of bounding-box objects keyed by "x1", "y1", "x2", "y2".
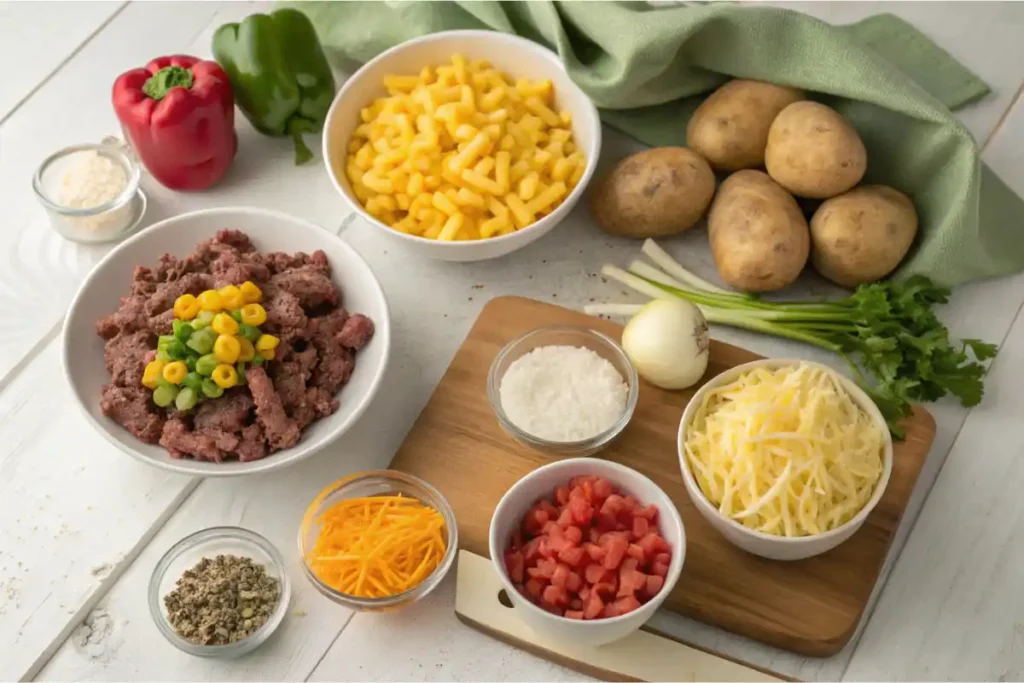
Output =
[
  {"x1": 32, "y1": 141, "x2": 146, "y2": 244},
  {"x1": 487, "y1": 325, "x2": 639, "y2": 457}
]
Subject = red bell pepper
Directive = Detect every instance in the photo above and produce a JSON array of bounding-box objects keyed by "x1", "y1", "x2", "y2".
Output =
[{"x1": 112, "y1": 55, "x2": 236, "y2": 191}]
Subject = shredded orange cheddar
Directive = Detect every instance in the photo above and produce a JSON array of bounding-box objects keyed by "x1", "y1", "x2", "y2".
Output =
[{"x1": 305, "y1": 494, "x2": 447, "y2": 598}]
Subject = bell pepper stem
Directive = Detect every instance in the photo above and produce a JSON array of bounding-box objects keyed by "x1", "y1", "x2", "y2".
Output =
[
  {"x1": 143, "y1": 66, "x2": 194, "y2": 101},
  {"x1": 287, "y1": 117, "x2": 317, "y2": 165}
]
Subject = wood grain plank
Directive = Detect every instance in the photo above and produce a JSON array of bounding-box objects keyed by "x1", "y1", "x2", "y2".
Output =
[{"x1": 389, "y1": 296, "x2": 933, "y2": 658}]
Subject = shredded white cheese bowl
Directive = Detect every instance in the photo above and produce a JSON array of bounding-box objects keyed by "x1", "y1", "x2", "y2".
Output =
[
  {"x1": 677, "y1": 359, "x2": 892, "y2": 561},
  {"x1": 488, "y1": 326, "x2": 638, "y2": 454}
]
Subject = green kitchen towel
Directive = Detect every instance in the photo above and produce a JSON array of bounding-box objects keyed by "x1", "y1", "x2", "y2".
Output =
[{"x1": 287, "y1": 0, "x2": 1024, "y2": 288}]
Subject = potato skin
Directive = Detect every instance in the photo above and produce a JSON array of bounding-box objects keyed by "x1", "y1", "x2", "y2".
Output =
[
  {"x1": 810, "y1": 185, "x2": 918, "y2": 287},
  {"x1": 590, "y1": 147, "x2": 716, "y2": 238},
  {"x1": 686, "y1": 79, "x2": 805, "y2": 172},
  {"x1": 765, "y1": 101, "x2": 867, "y2": 199},
  {"x1": 708, "y1": 170, "x2": 810, "y2": 292}
]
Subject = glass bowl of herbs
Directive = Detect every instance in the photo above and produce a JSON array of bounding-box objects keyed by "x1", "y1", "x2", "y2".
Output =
[{"x1": 148, "y1": 526, "x2": 292, "y2": 658}]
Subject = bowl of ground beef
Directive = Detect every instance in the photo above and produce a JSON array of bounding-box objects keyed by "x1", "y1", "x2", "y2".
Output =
[{"x1": 62, "y1": 207, "x2": 390, "y2": 476}]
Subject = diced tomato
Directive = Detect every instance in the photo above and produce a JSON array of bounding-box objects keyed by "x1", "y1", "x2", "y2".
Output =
[
  {"x1": 652, "y1": 561, "x2": 669, "y2": 578},
  {"x1": 556, "y1": 507, "x2": 575, "y2": 529},
  {"x1": 592, "y1": 581, "x2": 617, "y2": 598},
  {"x1": 569, "y1": 597, "x2": 583, "y2": 611},
  {"x1": 632, "y1": 516, "x2": 650, "y2": 540},
  {"x1": 623, "y1": 495, "x2": 639, "y2": 513},
  {"x1": 626, "y1": 543, "x2": 645, "y2": 561},
  {"x1": 542, "y1": 521, "x2": 562, "y2": 537},
  {"x1": 563, "y1": 525, "x2": 583, "y2": 546},
  {"x1": 654, "y1": 552, "x2": 671, "y2": 566},
  {"x1": 547, "y1": 535, "x2": 574, "y2": 556},
  {"x1": 585, "y1": 563, "x2": 614, "y2": 585},
  {"x1": 601, "y1": 534, "x2": 629, "y2": 570},
  {"x1": 579, "y1": 585, "x2": 590, "y2": 601},
  {"x1": 593, "y1": 478, "x2": 614, "y2": 504},
  {"x1": 538, "y1": 538, "x2": 558, "y2": 559},
  {"x1": 639, "y1": 504, "x2": 659, "y2": 521},
  {"x1": 555, "y1": 486, "x2": 571, "y2": 506},
  {"x1": 538, "y1": 499, "x2": 559, "y2": 518},
  {"x1": 569, "y1": 475, "x2": 597, "y2": 489},
  {"x1": 510, "y1": 527, "x2": 524, "y2": 550},
  {"x1": 525, "y1": 578, "x2": 544, "y2": 599},
  {"x1": 543, "y1": 584, "x2": 569, "y2": 606},
  {"x1": 582, "y1": 479, "x2": 595, "y2": 503},
  {"x1": 637, "y1": 532, "x2": 670, "y2": 558},
  {"x1": 569, "y1": 497, "x2": 593, "y2": 525},
  {"x1": 505, "y1": 550, "x2": 525, "y2": 583},
  {"x1": 569, "y1": 485, "x2": 586, "y2": 501},
  {"x1": 583, "y1": 542, "x2": 606, "y2": 562},
  {"x1": 602, "y1": 603, "x2": 621, "y2": 618},
  {"x1": 644, "y1": 574, "x2": 665, "y2": 599},
  {"x1": 565, "y1": 609, "x2": 584, "y2": 620},
  {"x1": 551, "y1": 562, "x2": 571, "y2": 588},
  {"x1": 566, "y1": 571, "x2": 583, "y2": 592},
  {"x1": 558, "y1": 545, "x2": 586, "y2": 567},
  {"x1": 614, "y1": 595, "x2": 642, "y2": 615},
  {"x1": 541, "y1": 603, "x2": 564, "y2": 617},
  {"x1": 535, "y1": 558, "x2": 557, "y2": 578}
]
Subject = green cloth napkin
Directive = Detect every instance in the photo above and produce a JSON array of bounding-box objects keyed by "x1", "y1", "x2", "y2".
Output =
[{"x1": 287, "y1": 0, "x2": 1024, "y2": 287}]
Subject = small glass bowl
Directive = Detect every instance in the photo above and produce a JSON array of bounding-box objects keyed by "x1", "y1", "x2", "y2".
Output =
[
  {"x1": 298, "y1": 470, "x2": 458, "y2": 612},
  {"x1": 148, "y1": 527, "x2": 292, "y2": 658},
  {"x1": 33, "y1": 142, "x2": 146, "y2": 244},
  {"x1": 487, "y1": 325, "x2": 639, "y2": 456}
]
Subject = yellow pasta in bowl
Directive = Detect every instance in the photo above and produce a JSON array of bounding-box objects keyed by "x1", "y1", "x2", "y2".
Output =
[{"x1": 323, "y1": 30, "x2": 601, "y2": 262}]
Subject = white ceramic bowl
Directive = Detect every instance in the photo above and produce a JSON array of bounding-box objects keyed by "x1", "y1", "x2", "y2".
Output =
[
  {"x1": 63, "y1": 207, "x2": 391, "y2": 477},
  {"x1": 323, "y1": 29, "x2": 602, "y2": 262},
  {"x1": 677, "y1": 359, "x2": 893, "y2": 561},
  {"x1": 489, "y1": 458, "x2": 685, "y2": 648}
]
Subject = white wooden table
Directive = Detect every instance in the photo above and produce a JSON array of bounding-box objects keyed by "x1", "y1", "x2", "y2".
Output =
[{"x1": 2, "y1": 2, "x2": 1023, "y2": 681}]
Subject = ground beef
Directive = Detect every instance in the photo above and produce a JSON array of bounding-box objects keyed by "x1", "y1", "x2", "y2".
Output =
[
  {"x1": 96, "y1": 230, "x2": 373, "y2": 462},
  {"x1": 247, "y1": 366, "x2": 301, "y2": 450},
  {"x1": 100, "y1": 385, "x2": 164, "y2": 443}
]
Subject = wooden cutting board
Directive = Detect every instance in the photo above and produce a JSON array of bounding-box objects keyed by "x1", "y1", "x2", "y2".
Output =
[{"x1": 389, "y1": 296, "x2": 935, "y2": 657}]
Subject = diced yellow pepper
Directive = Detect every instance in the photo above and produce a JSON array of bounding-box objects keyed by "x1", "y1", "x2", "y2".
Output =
[
  {"x1": 218, "y1": 285, "x2": 244, "y2": 310},
  {"x1": 240, "y1": 303, "x2": 267, "y2": 326},
  {"x1": 211, "y1": 364, "x2": 239, "y2": 389},
  {"x1": 239, "y1": 281, "x2": 262, "y2": 304},
  {"x1": 238, "y1": 338, "x2": 256, "y2": 363},
  {"x1": 162, "y1": 361, "x2": 188, "y2": 385},
  {"x1": 142, "y1": 360, "x2": 165, "y2": 389},
  {"x1": 198, "y1": 290, "x2": 223, "y2": 312},
  {"x1": 173, "y1": 294, "x2": 201, "y2": 321},
  {"x1": 211, "y1": 313, "x2": 239, "y2": 336},
  {"x1": 213, "y1": 335, "x2": 241, "y2": 364},
  {"x1": 255, "y1": 334, "x2": 280, "y2": 352},
  {"x1": 259, "y1": 348, "x2": 276, "y2": 362}
]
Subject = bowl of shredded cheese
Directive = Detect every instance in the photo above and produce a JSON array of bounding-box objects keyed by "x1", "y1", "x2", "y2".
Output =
[
  {"x1": 678, "y1": 359, "x2": 892, "y2": 561},
  {"x1": 298, "y1": 470, "x2": 457, "y2": 611}
]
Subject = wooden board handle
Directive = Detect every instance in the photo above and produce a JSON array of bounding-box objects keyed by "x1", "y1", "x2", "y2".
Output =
[{"x1": 454, "y1": 551, "x2": 789, "y2": 682}]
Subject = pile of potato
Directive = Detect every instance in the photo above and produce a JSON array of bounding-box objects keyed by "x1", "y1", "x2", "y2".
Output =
[{"x1": 589, "y1": 79, "x2": 919, "y2": 292}]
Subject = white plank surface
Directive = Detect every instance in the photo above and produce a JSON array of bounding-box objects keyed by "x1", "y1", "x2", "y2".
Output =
[
  {"x1": 3, "y1": 1, "x2": 1024, "y2": 681},
  {"x1": 0, "y1": 1, "x2": 125, "y2": 122}
]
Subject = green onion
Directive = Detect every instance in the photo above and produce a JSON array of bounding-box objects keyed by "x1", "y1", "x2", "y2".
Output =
[
  {"x1": 195, "y1": 354, "x2": 219, "y2": 377},
  {"x1": 153, "y1": 384, "x2": 178, "y2": 407},
  {"x1": 201, "y1": 378, "x2": 224, "y2": 399},
  {"x1": 175, "y1": 387, "x2": 199, "y2": 411},
  {"x1": 186, "y1": 327, "x2": 216, "y2": 355}
]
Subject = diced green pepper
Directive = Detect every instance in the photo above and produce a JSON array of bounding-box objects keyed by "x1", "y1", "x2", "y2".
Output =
[
  {"x1": 195, "y1": 353, "x2": 219, "y2": 377},
  {"x1": 238, "y1": 323, "x2": 262, "y2": 342},
  {"x1": 173, "y1": 319, "x2": 195, "y2": 342},
  {"x1": 201, "y1": 378, "x2": 224, "y2": 399},
  {"x1": 230, "y1": 309, "x2": 244, "y2": 323},
  {"x1": 187, "y1": 327, "x2": 217, "y2": 355},
  {"x1": 185, "y1": 355, "x2": 197, "y2": 372},
  {"x1": 175, "y1": 387, "x2": 199, "y2": 411},
  {"x1": 251, "y1": 354, "x2": 265, "y2": 366},
  {"x1": 236, "y1": 362, "x2": 247, "y2": 385},
  {"x1": 182, "y1": 372, "x2": 204, "y2": 392},
  {"x1": 153, "y1": 384, "x2": 179, "y2": 407},
  {"x1": 160, "y1": 338, "x2": 188, "y2": 360},
  {"x1": 193, "y1": 310, "x2": 216, "y2": 329}
]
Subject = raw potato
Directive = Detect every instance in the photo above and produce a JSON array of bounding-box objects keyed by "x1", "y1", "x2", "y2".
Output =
[
  {"x1": 590, "y1": 147, "x2": 716, "y2": 238},
  {"x1": 686, "y1": 79, "x2": 805, "y2": 172},
  {"x1": 765, "y1": 101, "x2": 867, "y2": 199},
  {"x1": 708, "y1": 170, "x2": 810, "y2": 292},
  {"x1": 810, "y1": 185, "x2": 918, "y2": 287}
]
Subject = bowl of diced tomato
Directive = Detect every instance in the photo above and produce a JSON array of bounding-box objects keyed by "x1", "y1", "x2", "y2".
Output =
[{"x1": 489, "y1": 457, "x2": 685, "y2": 647}]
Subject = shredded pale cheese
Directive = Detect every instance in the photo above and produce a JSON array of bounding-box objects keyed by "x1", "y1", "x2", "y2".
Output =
[
  {"x1": 499, "y1": 345, "x2": 628, "y2": 442},
  {"x1": 684, "y1": 363, "x2": 885, "y2": 537},
  {"x1": 305, "y1": 494, "x2": 447, "y2": 598}
]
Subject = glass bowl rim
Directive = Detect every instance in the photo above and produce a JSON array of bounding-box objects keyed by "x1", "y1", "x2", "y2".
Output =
[
  {"x1": 32, "y1": 142, "x2": 141, "y2": 216},
  {"x1": 296, "y1": 469, "x2": 459, "y2": 608},
  {"x1": 486, "y1": 325, "x2": 640, "y2": 450},
  {"x1": 147, "y1": 525, "x2": 292, "y2": 657}
]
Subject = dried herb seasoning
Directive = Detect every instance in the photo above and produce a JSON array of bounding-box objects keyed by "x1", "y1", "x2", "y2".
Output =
[{"x1": 163, "y1": 554, "x2": 281, "y2": 646}]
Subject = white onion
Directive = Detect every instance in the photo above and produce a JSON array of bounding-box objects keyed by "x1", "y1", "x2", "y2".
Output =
[{"x1": 621, "y1": 298, "x2": 709, "y2": 390}]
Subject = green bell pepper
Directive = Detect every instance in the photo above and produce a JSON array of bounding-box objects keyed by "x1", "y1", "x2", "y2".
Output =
[{"x1": 212, "y1": 8, "x2": 336, "y2": 165}]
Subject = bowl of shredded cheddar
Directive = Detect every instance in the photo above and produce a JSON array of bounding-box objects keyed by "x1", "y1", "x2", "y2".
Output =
[
  {"x1": 677, "y1": 359, "x2": 892, "y2": 561},
  {"x1": 322, "y1": 30, "x2": 601, "y2": 262},
  {"x1": 298, "y1": 470, "x2": 457, "y2": 610}
]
